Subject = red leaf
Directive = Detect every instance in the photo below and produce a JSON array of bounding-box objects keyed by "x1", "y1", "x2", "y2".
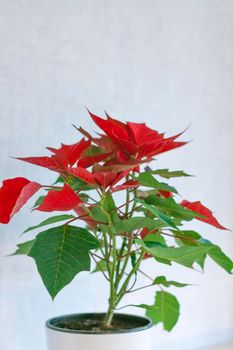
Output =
[
  {"x1": 93, "y1": 135, "x2": 117, "y2": 153},
  {"x1": 67, "y1": 167, "x2": 96, "y2": 185},
  {"x1": 111, "y1": 180, "x2": 139, "y2": 192},
  {"x1": 47, "y1": 138, "x2": 90, "y2": 167},
  {"x1": 127, "y1": 122, "x2": 163, "y2": 144},
  {"x1": 89, "y1": 110, "x2": 129, "y2": 141},
  {"x1": 36, "y1": 184, "x2": 82, "y2": 212},
  {"x1": 17, "y1": 139, "x2": 90, "y2": 172},
  {"x1": 0, "y1": 177, "x2": 41, "y2": 223},
  {"x1": 94, "y1": 172, "x2": 117, "y2": 189},
  {"x1": 16, "y1": 156, "x2": 57, "y2": 170},
  {"x1": 180, "y1": 200, "x2": 227, "y2": 230}
]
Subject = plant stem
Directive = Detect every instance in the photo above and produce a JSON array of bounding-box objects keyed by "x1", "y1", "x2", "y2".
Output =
[
  {"x1": 101, "y1": 195, "x2": 118, "y2": 328},
  {"x1": 115, "y1": 250, "x2": 145, "y2": 305}
]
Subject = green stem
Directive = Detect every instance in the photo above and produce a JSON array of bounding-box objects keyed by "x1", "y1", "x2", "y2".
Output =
[
  {"x1": 101, "y1": 195, "x2": 118, "y2": 328},
  {"x1": 115, "y1": 250, "x2": 145, "y2": 305}
]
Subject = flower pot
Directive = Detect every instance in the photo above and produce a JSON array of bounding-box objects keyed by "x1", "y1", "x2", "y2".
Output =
[{"x1": 46, "y1": 313, "x2": 153, "y2": 350}]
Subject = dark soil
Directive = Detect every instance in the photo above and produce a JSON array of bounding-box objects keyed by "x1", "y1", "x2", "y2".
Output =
[
  {"x1": 55, "y1": 317, "x2": 131, "y2": 332},
  {"x1": 51, "y1": 313, "x2": 149, "y2": 332}
]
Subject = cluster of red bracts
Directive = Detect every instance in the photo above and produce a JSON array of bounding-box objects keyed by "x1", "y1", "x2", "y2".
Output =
[{"x1": 0, "y1": 111, "x2": 227, "y2": 232}]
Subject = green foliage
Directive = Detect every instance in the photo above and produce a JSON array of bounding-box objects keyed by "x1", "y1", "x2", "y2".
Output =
[
  {"x1": 148, "y1": 169, "x2": 192, "y2": 179},
  {"x1": 23, "y1": 214, "x2": 74, "y2": 234},
  {"x1": 153, "y1": 275, "x2": 189, "y2": 288},
  {"x1": 136, "y1": 199, "x2": 179, "y2": 230},
  {"x1": 135, "y1": 172, "x2": 178, "y2": 193},
  {"x1": 145, "y1": 196, "x2": 202, "y2": 221},
  {"x1": 13, "y1": 240, "x2": 35, "y2": 255},
  {"x1": 138, "y1": 238, "x2": 233, "y2": 273},
  {"x1": 114, "y1": 217, "x2": 162, "y2": 234},
  {"x1": 33, "y1": 195, "x2": 46, "y2": 208},
  {"x1": 138, "y1": 291, "x2": 180, "y2": 331},
  {"x1": 29, "y1": 225, "x2": 99, "y2": 299}
]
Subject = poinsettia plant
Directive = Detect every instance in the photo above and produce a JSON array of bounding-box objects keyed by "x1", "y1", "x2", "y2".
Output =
[{"x1": 1, "y1": 110, "x2": 232, "y2": 331}]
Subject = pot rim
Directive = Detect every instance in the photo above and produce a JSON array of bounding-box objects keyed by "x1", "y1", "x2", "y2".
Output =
[{"x1": 46, "y1": 312, "x2": 153, "y2": 335}]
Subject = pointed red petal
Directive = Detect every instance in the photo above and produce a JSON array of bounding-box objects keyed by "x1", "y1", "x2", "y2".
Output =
[
  {"x1": 94, "y1": 172, "x2": 117, "y2": 189},
  {"x1": 127, "y1": 122, "x2": 163, "y2": 145},
  {"x1": 67, "y1": 167, "x2": 96, "y2": 185},
  {"x1": 0, "y1": 177, "x2": 41, "y2": 223},
  {"x1": 180, "y1": 200, "x2": 227, "y2": 230},
  {"x1": 16, "y1": 156, "x2": 57, "y2": 170},
  {"x1": 93, "y1": 135, "x2": 117, "y2": 153},
  {"x1": 36, "y1": 184, "x2": 82, "y2": 212},
  {"x1": 47, "y1": 138, "x2": 90, "y2": 167},
  {"x1": 89, "y1": 110, "x2": 129, "y2": 141},
  {"x1": 113, "y1": 138, "x2": 138, "y2": 154},
  {"x1": 111, "y1": 180, "x2": 139, "y2": 192}
]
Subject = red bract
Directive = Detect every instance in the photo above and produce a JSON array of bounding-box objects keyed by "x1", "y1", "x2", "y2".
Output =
[
  {"x1": 88, "y1": 111, "x2": 187, "y2": 165},
  {"x1": 111, "y1": 180, "x2": 139, "y2": 193},
  {"x1": 0, "y1": 177, "x2": 41, "y2": 224},
  {"x1": 158, "y1": 190, "x2": 173, "y2": 198},
  {"x1": 78, "y1": 152, "x2": 113, "y2": 169},
  {"x1": 36, "y1": 184, "x2": 83, "y2": 212},
  {"x1": 17, "y1": 138, "x2": 90, "y2": 174},
  {"x1": 180, "y1": 200, "x2": 227, "y2": 230},
  {"x1": 67, "y1": 166, "x2": 133, "y2": 191}
]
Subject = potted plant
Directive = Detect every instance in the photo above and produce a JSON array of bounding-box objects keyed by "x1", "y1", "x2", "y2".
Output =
[{"x1": 0, "y1": 110, "x2": 232, "y2": 350}]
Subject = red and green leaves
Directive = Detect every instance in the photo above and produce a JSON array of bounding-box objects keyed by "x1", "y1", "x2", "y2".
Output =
[
  {"x1": 0, "y1": 177, "x2": 41, "y2": 223},
  {"x1": 0, "y1": 109, "x2": 232, "y2": 333}
]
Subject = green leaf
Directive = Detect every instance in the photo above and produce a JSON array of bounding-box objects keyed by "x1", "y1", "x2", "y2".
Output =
[
  {"x1": 114, "y1": 217, "x2": 162, "y2": 234},
  {"x1": 144, "y1": 233, "x2": 167, "y2": 248},
  {"x1": 33, "y1": 195, "x2": 46, "y2": 208},
  {"x1": 71, "y1": 177, "x2": 94, "y2": 191},
  {"x1": 136, "y1": 199, "x2": 179, "y2": 230},
  {"x1": 171, "y1": 230, "x2": 202, "y2": 247},
  {"x1": 137, "y1": 239, "x2": 208, "y2": 268},
  {"x1": 92, "y1": 259, "x2": 112, "y2": 273},
  {"x1": 83, "y1": 145, "x2": 105, "y2": 157},
  {"x1": 198, "y1": 239, "x2": 233, "y2": 273},
  {"x1": 208, "y1": 245, "x2": 233, "y2": 273},
  {"x1": 12, "y1": 239, "x2": 35, "y2": 255},
  {"x1": 154, "y1": 257, "x2": 172, "y2": 266},
  {"x1": 135, "y1": 172, "x2": 178, "y2": 193},
  {"x1": 53, "y1": 176, "x2": 65, "y2": 185},
  {"x1": 153, "y1": 275, "x2": 189, "y2": 288},
  {"x1": 101, "y1": 193, "x2": 120, "y2": 225},
  {"x1": 137, "y1": 291, "x2": 180, "y2": 331},
  {"x1": 171, "y1": 230, "x2": 201, "y2": 240},
  {"x1": 29, "y1": 225, "x2": 99, "y2": 299},
  {"x1": 23, "y1": 214, "x2": 75, "y2": 234},
  {"x1": 147, "y1": 291, "x2": 180, "y2": 331},
  {"x1": 138, "y1": 238, "x2": 233, "y2": 272},
  {"x1": 145, "y1": 196, "x2": 201, "y2": 221},
  {"x1": 148, "y1": 169, "x2": 192, "y2": 179}
]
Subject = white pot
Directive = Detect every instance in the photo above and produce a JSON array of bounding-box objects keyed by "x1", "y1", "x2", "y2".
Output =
[{"x1": 46, "y1": 313, "x2": 153, "y2": 350}]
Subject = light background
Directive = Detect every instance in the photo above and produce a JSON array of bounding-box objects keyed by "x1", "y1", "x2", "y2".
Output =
[{"x1": 0, "y1": 1, "x2": 233, "y2": 349}]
